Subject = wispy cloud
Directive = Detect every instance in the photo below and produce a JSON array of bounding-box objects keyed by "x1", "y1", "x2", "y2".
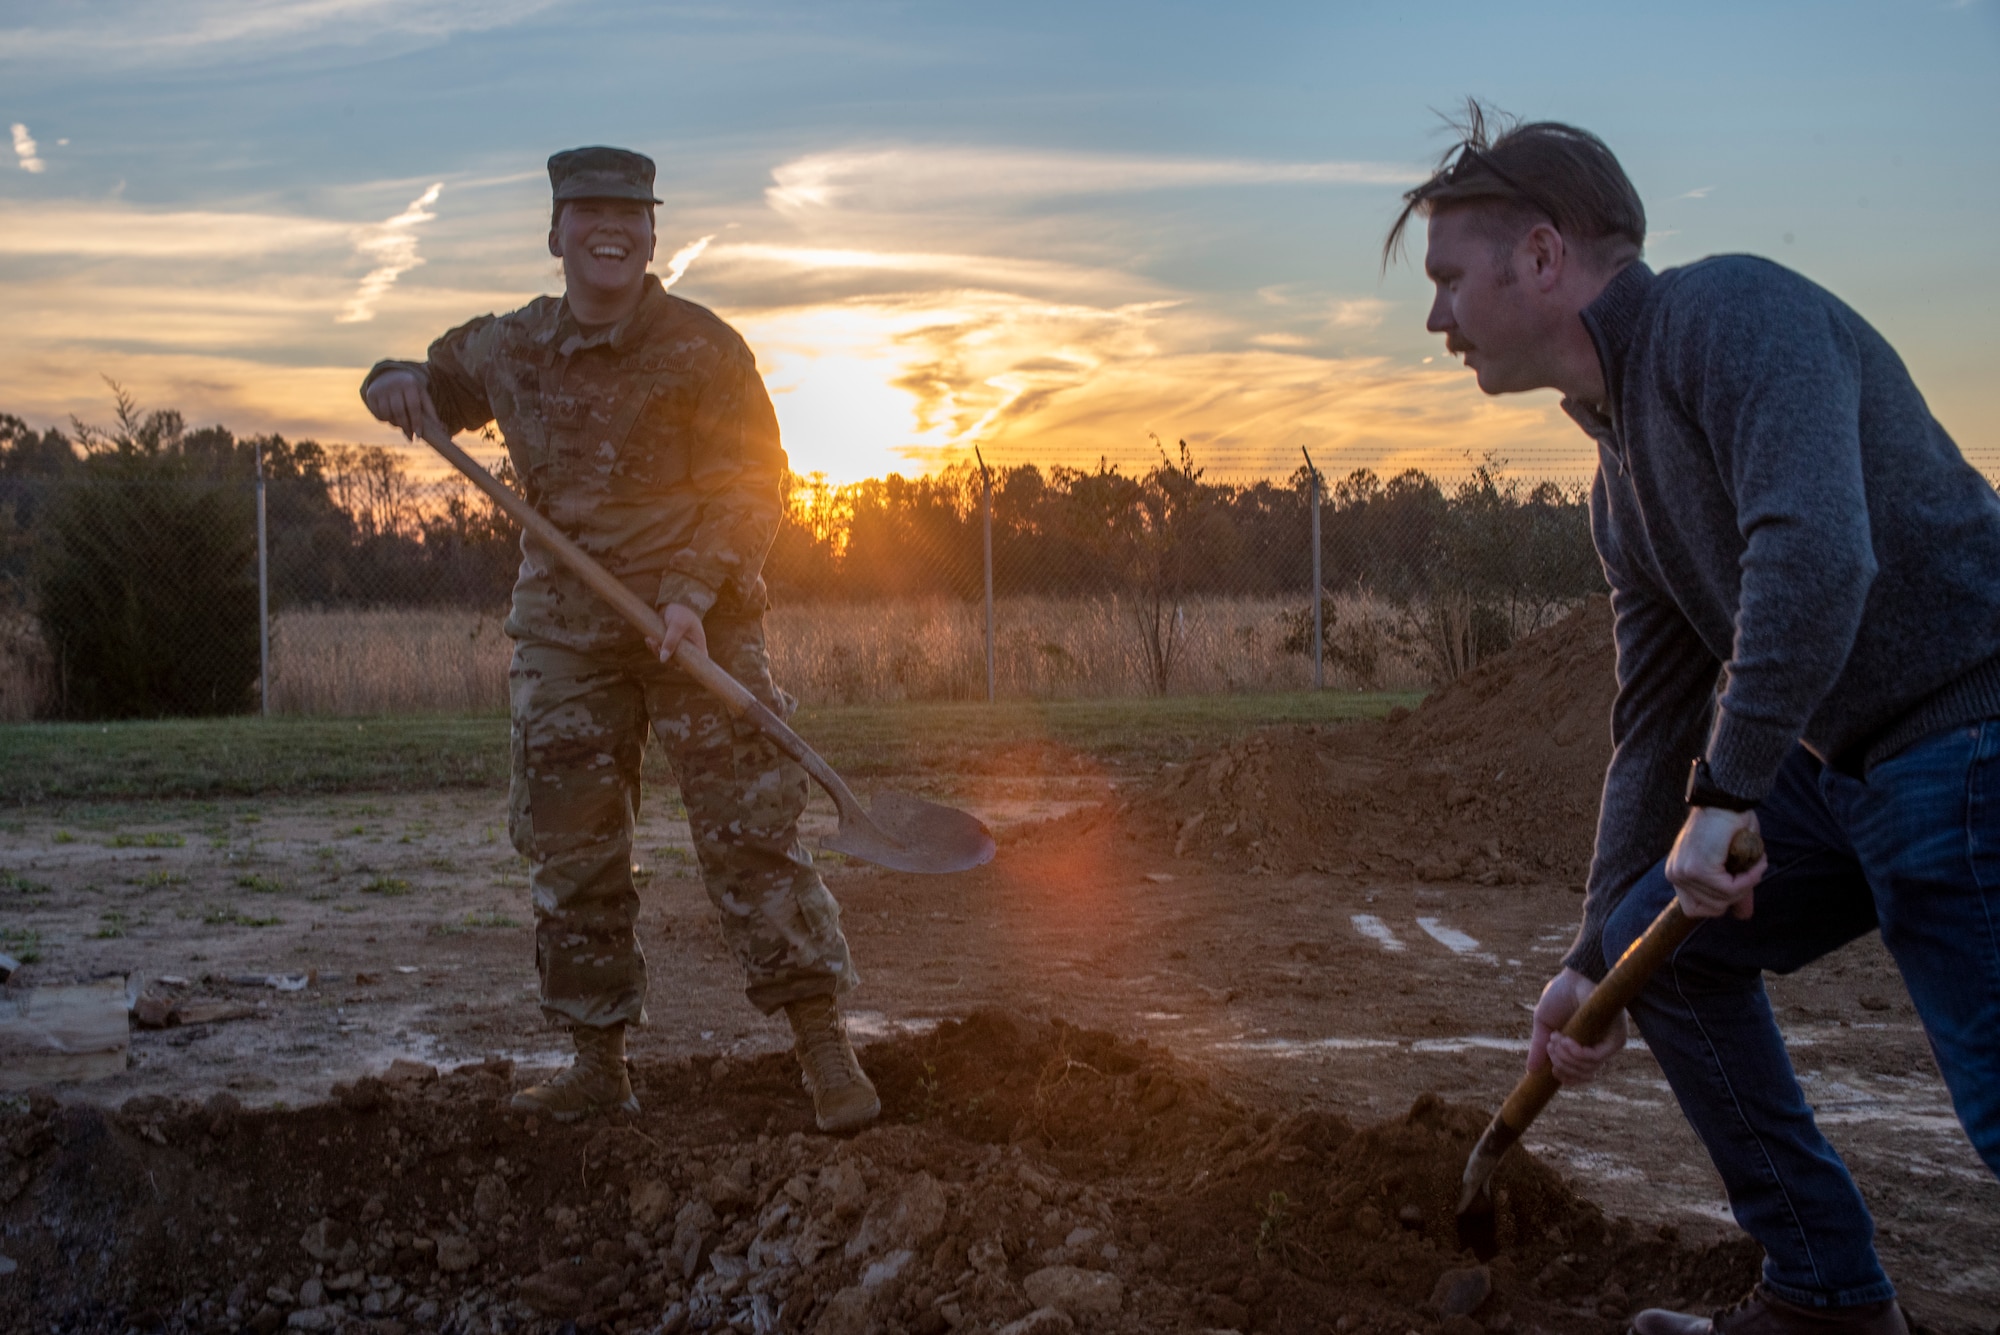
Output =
[
  {"x1": 693, "y1": 241, "x2": 1156, "y2": 311},
  {"x1": 1328, "y1": 298, "x2": 1390, "y2": 330},
  {"x1": 0, "y1": 201, "x2": 352, "y2": 257},
  {"x1": 1675, "y1": 185, "x2": 1714, "y2": 200},
  {"x1": 10, "y1": 123, "x2": 43, "y2": 173},
  {"x1": 0, "y1": 0, "x2": 565, "y2": 68},
  {"x1": 765, "y1": 146, "x2": 1424, "y2": 214},
  {"x1": 660, "y1": 234, "x2": 713, "y2": 290},
  {"x1": 728, "y1": 282, "x2": 1568, "y2": 485},
  {"x1": 337, "y1": 183, "x2": 443, "y2": 324},
  {"x1": 0, "y1": 137, "x2": 1584, "y2": 482}
]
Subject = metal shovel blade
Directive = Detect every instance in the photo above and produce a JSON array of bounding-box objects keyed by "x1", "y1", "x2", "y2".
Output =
[{"x1": 824, "y1": 790, "x2": 997, "y2": 875}]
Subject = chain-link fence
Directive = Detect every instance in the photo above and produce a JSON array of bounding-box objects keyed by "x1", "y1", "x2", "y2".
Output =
[
  {"x1": 1, "y1": 413, "x2": 1613, "y2": 719},
  {"x1": 761, "y1": 445, "x2": 1603, "y2": 706}
]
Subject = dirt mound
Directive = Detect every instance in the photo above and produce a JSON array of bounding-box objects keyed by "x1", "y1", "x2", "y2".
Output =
[
  {"x1": 1138, "y1": 597, "x2": 1617, "y2": 882},
  {"x1": 1, "y1": 1011, "x2": 1756, "y2": 1335}
]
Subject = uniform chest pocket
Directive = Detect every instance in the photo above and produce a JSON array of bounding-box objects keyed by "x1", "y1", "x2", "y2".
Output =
[
  {"x1": 612, "y1": 375, "x2": 699, "y2": 486},
  {"x1": 519, "y1": 390, "x2": 605, "y2": 486}
]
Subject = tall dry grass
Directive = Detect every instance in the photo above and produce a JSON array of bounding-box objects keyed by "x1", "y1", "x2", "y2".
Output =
[
  {"x1": 0, "y1": 613, "x2": 53, "y2": 722},
  {"x1": 765, "y1": 593, "x2": 1432, "y2": 704},
  {"x1": 267, "y1": 607, "x2": 511, "y2": 715},
  {"x1": 0, "y1": 594, "x2": 1438, "y2": 719}
]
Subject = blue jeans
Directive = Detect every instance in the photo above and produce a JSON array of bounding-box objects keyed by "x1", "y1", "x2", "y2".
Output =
[{"x1": 1603, "y1": 725, "x2": 2000, "y2": 1307}]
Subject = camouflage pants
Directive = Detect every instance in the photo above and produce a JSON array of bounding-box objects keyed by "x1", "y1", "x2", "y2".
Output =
[{"x1": 507, "y1": 618, "x2": 857, "y2": 1030}]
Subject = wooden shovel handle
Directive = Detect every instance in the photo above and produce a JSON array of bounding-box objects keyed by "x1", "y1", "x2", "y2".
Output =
[
  {"x1": 418, "y1": 426, "x2": 752, "y2": 704},
  {"x1": 416, "y1": 423, "x2": 869, "y2": 820},
  {"x1": 1496, "y1": 826, "x2": 1763, "y2": 1131}
]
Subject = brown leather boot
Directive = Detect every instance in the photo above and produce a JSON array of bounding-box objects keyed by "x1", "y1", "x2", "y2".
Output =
[
  {"x1": 1633, "y1": 1286, "x2": 1908, "y2": 1335},
  {"x1": 785, "y1": 995, "x2": 880, "y2": 1132},
  {"x1": 509, "y1": 1023, "x2": 639, "y2": 1122}
]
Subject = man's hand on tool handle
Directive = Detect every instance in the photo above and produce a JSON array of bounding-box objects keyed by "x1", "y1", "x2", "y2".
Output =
[
  {"x1": 1666, "y1": 806, "x2": 1766, "y2": 920},
  {"x1": 363, "y1": 369, "x2": 435, "y2": 441},
  {"x1": 1529, "y1": 808, "x2": 1770, "y2": 1088},
  {"x1": 648, "y1": 604, "x2": 708, "y2": 664},
  {"x1": 1528, "y1": 969, "x2": 1627, "y2": 1087}
]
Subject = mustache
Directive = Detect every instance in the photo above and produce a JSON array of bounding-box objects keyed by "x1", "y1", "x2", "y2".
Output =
[{"x1": 1444, "y1": 335, "x2": 1474, "y2": 356}]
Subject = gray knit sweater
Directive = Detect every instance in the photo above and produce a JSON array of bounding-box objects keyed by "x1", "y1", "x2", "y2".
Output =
[{"x1": 1563, "y1": 257, "x2": 2000, "y2": 980}]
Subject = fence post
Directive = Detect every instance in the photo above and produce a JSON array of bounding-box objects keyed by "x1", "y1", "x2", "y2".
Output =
[
  {"x1": 1302, "y1": 447, "x2": 1322, "y2": 690},
  {"x1": 256, "y1": 440, "x2": 270, "y2": 718},
  {"x1": 977, "y1": 448, "x2": 994, "y2": 703}
]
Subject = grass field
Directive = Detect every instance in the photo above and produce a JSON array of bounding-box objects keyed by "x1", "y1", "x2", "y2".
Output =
[{"x1": 0, "y1": 690, "x2": 1419, "y2": 804}]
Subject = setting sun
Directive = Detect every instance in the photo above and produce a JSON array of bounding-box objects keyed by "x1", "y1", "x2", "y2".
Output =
[{"x1": 738, "y1": 302, "x2": 971, "y2": 485}]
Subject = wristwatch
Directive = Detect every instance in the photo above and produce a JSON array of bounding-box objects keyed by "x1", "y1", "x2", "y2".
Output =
[{"x1": 1685, "y1": 756, "x2": 1756, "y2": 812}]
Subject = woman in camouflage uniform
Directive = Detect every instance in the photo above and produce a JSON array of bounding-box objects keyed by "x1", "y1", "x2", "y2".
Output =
[{"x1": 361, "y1": 146, "x2": 877, "y2": 1132}]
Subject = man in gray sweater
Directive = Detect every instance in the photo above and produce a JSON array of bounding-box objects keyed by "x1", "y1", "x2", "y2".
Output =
[{"x1": 1389, "y1": 106, "x2": 2000, "y2": 1335}]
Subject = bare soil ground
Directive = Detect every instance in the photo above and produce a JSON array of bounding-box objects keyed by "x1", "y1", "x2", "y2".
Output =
[{"x1": 2, "y1": 602, "x2": 1995, "y2": 1335}]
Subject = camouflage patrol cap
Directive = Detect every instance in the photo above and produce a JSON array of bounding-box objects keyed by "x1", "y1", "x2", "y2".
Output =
[{"x1": 548, "y1": 146, "x2": 662, "y2": 204}]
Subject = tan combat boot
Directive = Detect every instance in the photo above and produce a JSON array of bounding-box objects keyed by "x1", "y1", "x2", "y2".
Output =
[
  {"x1": 509, "y1": 1023, "x2": 640, "y2": 1122},
  {"x1": 785, "y1": 995, "x2": 880, "y2": 1132}
]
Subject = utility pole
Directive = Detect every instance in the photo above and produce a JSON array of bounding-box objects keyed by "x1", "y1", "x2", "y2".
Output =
[
  {"x1": 256, "y1": 438, "x2": 271, "y2": 717},
  {"x1": 977, "y1": 447, "x2": 994, "y2": 703},
  {"x1": 1302, "y1": 447, "x2": 1322, "y2": 690}
]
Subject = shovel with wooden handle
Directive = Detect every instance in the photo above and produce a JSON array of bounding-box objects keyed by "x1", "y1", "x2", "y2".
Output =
[
  {"x1": 1454, "y1": 826, "x2": 1765, "y2": 1258},
  {"x1": 419, "y1": 422, "x2": 997, "y2": 876}
]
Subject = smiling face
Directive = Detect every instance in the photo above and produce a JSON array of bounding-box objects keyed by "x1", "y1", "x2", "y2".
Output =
[
  {"x1": 548, "y1": 197, "x2": 657, "y2": 308},
  {"x1": 1422, "y1": 205, "x2": 1563, "y2": 397}
]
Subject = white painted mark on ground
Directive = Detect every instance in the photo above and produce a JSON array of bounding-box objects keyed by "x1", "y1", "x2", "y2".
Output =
[
  {"x1": 1410, "y1": 1036, "x2": 1530, "y2": 1054},
  {"x1": 843, "y1": 1012, "x2": 940, "y2": 1040},
  {"x1": 487, "y1": 1046, "x2": 573, "y2": 1071},
  {"x1": 1417, "y1": 917, "x2": 1498, "y2": 964},
  {"x1": 1213, "y1": 1037, "x2": 1402, "y2": 1056},
  {"x1": 1523, "y1": 1144, "x2": 1647, "y2": 1184},
  {"x1": 1416, "y1": 916, "x2": 1480, "y2": 953},
  {"x1": 1575, "y1": 1085, "x2": 1669, "y2": 1108},
  {"x1": 1214, "y1": 1035, "x2": 1554, "y2": 1057},
  {"x1": 1350, "y1": 914, "x2": 1405, "y2": 952}
]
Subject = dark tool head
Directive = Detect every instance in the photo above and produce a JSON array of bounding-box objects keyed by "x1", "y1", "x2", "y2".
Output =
[
  {"x1": 1453, "y1": 1115, "x2": 1519, "y2": 1261},
  {"x1": 824, "y1": 790, "x2": 997, "y2": 875},
  {"x1": 1455, "y1": 1189, "x2": 1499, "y2": 1262}
]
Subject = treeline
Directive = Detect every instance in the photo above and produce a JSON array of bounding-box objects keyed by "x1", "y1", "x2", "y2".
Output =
[
  {"x1": 1, "y1": 395, "x2": 1605, "y2": 715},
  {"x1": 0, "y1": 392, "x2": 519, "y2": 716},
  {"x1": 771, "y1": 443, "x2": 1599, "y2": 612},
  {"x1": 769, "y1": 441, "x2": 1603, "y2": 689},
  {"x1": 0, "y1": 401, "x2": 520, "y2": 615}
]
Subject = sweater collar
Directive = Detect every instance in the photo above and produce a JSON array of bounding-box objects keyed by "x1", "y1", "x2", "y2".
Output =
[{"x1": 1574, "y1": 260, "x2": 1654, "y2": 430}]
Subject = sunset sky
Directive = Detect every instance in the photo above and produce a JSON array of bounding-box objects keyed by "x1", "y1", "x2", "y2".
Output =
[{"x1": 1, "y1": 1, "x2": 1995, "y2": 486}]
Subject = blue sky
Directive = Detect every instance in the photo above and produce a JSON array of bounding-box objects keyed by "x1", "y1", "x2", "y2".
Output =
[{"x1": 1, "y1": 0, "x2": 1994, "y2": 483}]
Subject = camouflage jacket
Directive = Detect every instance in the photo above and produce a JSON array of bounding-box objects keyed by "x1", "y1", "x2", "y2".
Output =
[{"x1": 363, "y1": 276, "x2": 785, "y2": 651}]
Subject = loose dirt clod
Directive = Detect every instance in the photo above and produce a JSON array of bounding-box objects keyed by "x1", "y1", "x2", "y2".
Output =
[{"x1": 2, "y1": 1010, "x2": 1755, "y2": 1334}]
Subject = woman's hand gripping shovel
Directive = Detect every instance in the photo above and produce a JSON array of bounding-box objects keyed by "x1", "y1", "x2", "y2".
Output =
[
  {"x1": 418, "y1": 421, "x2": 997, "y2": 876},
  {"x1": 1454, "y1": 826, "x2": 1764, "y2": 1259}
]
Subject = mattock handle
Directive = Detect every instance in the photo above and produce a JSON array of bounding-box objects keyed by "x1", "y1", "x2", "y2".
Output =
[{"x1": 1498, "y1": 826, "x2": 1764, "y2": 1132}]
